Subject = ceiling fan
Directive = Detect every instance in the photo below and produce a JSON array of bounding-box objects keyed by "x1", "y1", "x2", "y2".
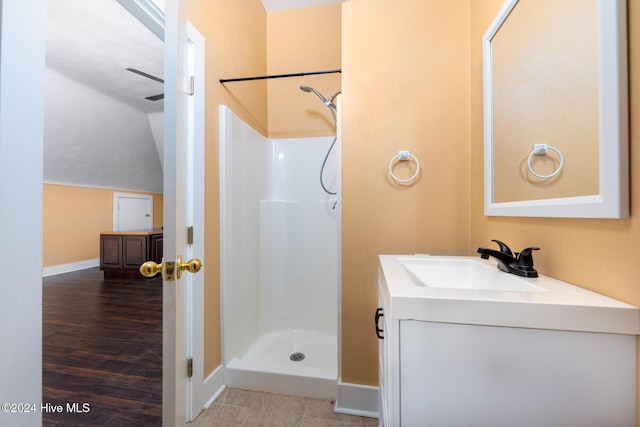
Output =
[{"x1": 126, "y1": 68, "x2": 164, "y2": 101}]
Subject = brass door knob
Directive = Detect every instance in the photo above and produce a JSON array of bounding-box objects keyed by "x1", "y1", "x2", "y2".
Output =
[
  {"x1": 139, "y1": 257, "x2": 201, "y2": 280},
  {"x1": 140, "y1": 261, "x2": 162, "y2": 277},
  {"x1": 177, "y1": 256, "x2": 202, "y2": 279}
]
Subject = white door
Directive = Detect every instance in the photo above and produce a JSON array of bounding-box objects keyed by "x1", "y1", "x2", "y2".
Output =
[
  {"x1": 114, "y1": 193, "x2": 153, "y2": 231},
  {"x1": 162, "y1": 0, "x2": 208, "y2": 424},
  {"x1": 184, "y1": 22, "x2": 214, "y2": 422},
  {"x1": 0, "y1": 0, "x2": 46, "y2": 426}
]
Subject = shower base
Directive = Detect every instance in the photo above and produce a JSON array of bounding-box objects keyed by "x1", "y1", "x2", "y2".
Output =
[{"x1": 224, "y1": 330, "x2": 338, "y2": 398}]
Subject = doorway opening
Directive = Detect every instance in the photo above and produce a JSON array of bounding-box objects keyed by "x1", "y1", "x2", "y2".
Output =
[{"x1": 42, "y1": 0, "x2": 165, "y2": 424}]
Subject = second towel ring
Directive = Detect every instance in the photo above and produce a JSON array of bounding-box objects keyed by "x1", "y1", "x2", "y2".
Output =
[
  {"x1": 389, "y1": 151, "x2": 420, "y2": 183},
  {"x1": 527, "y1": 144, "x2": 564, "y2": 179}
]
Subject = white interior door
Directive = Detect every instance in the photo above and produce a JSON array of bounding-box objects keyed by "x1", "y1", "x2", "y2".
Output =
[
  {"x1": 0, "y1": 1, "x2": 46, "y2": 426},
  {"x1": 184, "y1": 22, "x2": 214, "y2": 422},
  {"x1": 114, "y1": 193, "x2": 153, "y2": 231},
  {"x1": 166, "y1": 17, "x2": 209, "y2": 425},
  {"x1": 162, "y1": 0, "x2": 208, "y2": 424}
]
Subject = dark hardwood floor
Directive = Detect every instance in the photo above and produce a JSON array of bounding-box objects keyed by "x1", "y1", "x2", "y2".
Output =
[{"x1": 42, "y1": 268, "x2": 162, "y2": 426}]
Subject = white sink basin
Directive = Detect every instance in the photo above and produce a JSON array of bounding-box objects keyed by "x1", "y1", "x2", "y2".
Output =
[
  {"x1": 379, "y1": 255, "x2": 640, "y2": 334},
  {"x1": 399, "y1": 257, "x2": 545, "y2": 292}
]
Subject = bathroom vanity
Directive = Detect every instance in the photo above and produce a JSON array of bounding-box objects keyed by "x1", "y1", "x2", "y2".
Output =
[{"x1": 377, "y1": 255, "x2": 640, "y2": 427}]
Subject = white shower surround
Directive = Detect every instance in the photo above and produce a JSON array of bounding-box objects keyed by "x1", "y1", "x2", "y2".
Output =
[{"x1": 220, "y1": 105, "x2": 339, "y2": 398}]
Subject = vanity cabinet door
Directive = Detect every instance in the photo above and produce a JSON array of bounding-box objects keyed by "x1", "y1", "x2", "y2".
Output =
[
  {"x1": 377, "y1": 305, "x2": 388, "y2": 426},
  {"x1": 100, "y1": 235, "x2": 122, "y2": 269},
  {"x1": 399, "y1": 320, "x2": 636, "y2": 427},
  {"x1": 121, "y1": 235, "x2": 148, "y2": 269},
  {"x1": 377, "y1": 285, "x2": 400, "y2": 427},
  {"x1": 150, "y1": 233, "x2": 163, "y2": 264}
]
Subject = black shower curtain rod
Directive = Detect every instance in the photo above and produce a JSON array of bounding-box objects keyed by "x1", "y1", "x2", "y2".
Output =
[{"x1": 219, "y1": 69, "x2": 341, "y2": 84}]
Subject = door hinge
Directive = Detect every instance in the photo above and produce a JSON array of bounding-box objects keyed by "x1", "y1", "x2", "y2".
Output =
[
  {"x1": 187, "y1": 358, "x2": 193, "y2": 378},
  {"x1": 187, "y1": 226, "x2": 194, "y2": 245},
  {"x1": 180, "y1": 75, "x2": 195, "y2": 95}
]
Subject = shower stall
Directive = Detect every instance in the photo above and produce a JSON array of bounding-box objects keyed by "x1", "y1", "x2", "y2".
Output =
[{"x1": 219, "y1": 98, "x2": 340, "y2": 398}]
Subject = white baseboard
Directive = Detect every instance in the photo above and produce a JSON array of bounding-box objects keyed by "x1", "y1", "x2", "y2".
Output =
[
  {"x1": 203, "y1": 365, "x2": 225, "y2": 409},
  {"x1": 191, "y1": 365, "x2": 225, "y2": 423},
  {"x1": 334, "y1": 379, "x2": 379, "y2": 419},
  {"x1": 42, "y1": 258, "x2": 100, "y2": 277}
]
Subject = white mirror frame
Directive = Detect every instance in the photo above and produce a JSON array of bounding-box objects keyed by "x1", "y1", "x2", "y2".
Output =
[{"x1": 483, "y1": 0, "x2": 629, "y2": 218}]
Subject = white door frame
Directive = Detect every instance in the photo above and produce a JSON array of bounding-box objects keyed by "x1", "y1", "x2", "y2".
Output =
[{"x1": 0, "y1": 0, "x2": 46, "y2": 426}]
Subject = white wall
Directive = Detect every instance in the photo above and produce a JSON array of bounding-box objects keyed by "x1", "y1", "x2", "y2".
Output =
[
  {"x1": 148, "y1": 111, "x2": 164, "y2": 169},
  {"x1": 44, "y1": 67, "x2": 163, "y2": 192},
  {"x1": 221, "y1": 106, "x2": 339, "y2": 362}
]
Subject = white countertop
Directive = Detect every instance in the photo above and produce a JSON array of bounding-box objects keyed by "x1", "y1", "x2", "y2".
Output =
[{"x1": 379, "y1": 255, "x2": 640, "y2": 335}]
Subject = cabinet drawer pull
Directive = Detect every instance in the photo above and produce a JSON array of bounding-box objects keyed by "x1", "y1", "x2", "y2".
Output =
[{"x1": 375, "y1": 308, "x2": 384, "y2": 339}]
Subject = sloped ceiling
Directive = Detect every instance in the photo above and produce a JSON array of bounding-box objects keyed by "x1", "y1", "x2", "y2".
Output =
[
  {"x1": 46, "y1": 0, "x2": 164, "y2": 113},
  {"x1": 44, "y1": 0, "x2": 164, "y2": 193},
  {"x1": 43, "y1": 0, "x2": 341, "y2": 194}
]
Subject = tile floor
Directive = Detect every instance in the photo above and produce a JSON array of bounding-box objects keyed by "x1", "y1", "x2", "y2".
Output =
[{"x1": 189, "y1": 388, "x2": 379, "y2": 427}]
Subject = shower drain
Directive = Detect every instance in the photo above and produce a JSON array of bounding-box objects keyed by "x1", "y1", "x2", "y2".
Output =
[{"x1": 289, "y1": 352, "x2": 305, "y2": 362}]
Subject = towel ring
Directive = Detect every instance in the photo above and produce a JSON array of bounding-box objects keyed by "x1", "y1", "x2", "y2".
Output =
[
  {"x1": 389, "y1": 151, "x2": 420, "y2": 183},
  {"x1": 527, "y1": 144, "x2": 564, "y2": 179}
]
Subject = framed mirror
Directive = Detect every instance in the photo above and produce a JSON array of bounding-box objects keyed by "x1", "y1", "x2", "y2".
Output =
[{"x1": 483, "y1": 0, "x2": 628, "y2": 218}]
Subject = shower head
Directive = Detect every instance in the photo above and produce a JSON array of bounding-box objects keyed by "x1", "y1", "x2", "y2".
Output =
[
  {"x1": 300, "y1": 85, "x2": 336, "y2": 110},
  {"x1": 299, "y1": 85, "x2": 339, "y2": 196}
]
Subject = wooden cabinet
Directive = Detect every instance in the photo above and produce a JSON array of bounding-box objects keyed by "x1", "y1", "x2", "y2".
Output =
[
  {"x1": 100, "y1": 229, "x2": 163, "y2": 279},
  {"x1": 149, "y1": 233, "x2": 163, "y2": 266},
  {"x1": 100, "y1": 234, "x2": 123, "y2": 269}
]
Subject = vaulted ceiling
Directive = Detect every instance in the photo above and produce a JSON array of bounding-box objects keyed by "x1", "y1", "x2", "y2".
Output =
[
  {"x1": 44, "y1": 0, "x2": 342, "y2": 194},
  {"x1": 45, "y1": 0, "x2": 164, "y2": 193},
  {"x1": 47, "y1": 0, "x2": 165, "y2": 114}
]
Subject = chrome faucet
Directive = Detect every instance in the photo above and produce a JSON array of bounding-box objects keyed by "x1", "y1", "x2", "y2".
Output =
[{"x1": 477, "y1": 240, "x2": 539, "y2": 278}]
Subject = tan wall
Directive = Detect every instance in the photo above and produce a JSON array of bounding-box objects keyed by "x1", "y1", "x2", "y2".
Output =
[
  {"x1": 187, "y1": 0, "x2": 640, "y2": 404},
  {"x1": 470, "y1": 0, "x2": 640, "y2": 422},
  {"x1": 186, "y1": 0, "x2": 267, "y2": 376},
  {"x1": 341, "y1": 0, "x2": 471, "y2": 385},
  {"x1": 42, "y1": 183, "x2": 163, "y2": 267},
  {"x1": 266, "y1": 3, "x2": 341, "y2": 138}
]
